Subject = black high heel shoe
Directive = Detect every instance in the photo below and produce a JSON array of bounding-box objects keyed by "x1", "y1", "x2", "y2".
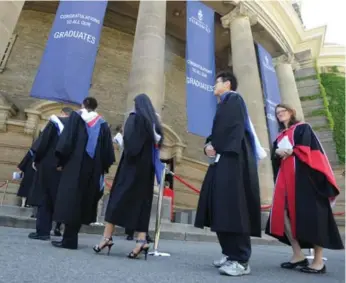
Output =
[
  {"x1": 93, "y1": 237, "x2": 114, "y2": 255},
  {"x1": 128, "y1": 239, "x2": 150, "y2": 260}
]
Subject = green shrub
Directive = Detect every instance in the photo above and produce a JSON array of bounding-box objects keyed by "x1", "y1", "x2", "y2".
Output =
[{"x1": 319, "y1": 72, "x2": 345, "y2": 163}]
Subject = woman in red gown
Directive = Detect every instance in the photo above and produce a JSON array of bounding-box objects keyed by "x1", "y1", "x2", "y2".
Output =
[{"x1": 265, "y1": 104, "x2": 344, "y2": 274}]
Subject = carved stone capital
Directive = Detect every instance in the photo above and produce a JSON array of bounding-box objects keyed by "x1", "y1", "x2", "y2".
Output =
[
  {"x1": 0, "y1": 94, "x2": 18, "y2": 132},
  {"x1": 221, "y1": 2, "x2": 257, "y2": 28},
  {"x1": 273, "y1": 53, "x2": 300, "y2": 70},
  {"x1": 24, "y1": 109, "x2": 41, "y2": 136}
]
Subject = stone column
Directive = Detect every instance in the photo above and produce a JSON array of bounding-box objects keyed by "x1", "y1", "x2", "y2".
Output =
[
  {"x1": 275, "y1": 54, "x2": 305, "y2": 121},
  {"x1": 126, "y1": 0, "x2": 166, "y2": 114},
  {"x1": 221, "y1": 4, "x2": 274, "y2": 204},
  {"x1": 0, "y1": 1, "x2": 24, "y2": 58}
]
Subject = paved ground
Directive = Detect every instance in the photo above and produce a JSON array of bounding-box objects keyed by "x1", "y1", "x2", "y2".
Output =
[{"x1": 0, "y1": 227, "x2": 344, "y2": 283}]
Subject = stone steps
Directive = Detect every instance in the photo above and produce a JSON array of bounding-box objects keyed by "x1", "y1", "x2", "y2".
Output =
[{"x1": 305, "y1": 116, "x2": 328, "y2": 128}]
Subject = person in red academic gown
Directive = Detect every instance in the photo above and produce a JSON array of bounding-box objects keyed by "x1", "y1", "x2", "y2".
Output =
[
  {"x1": 51, "y1": 97, "x2": 115, "y2": 250},
  {"x1": 265, "y1": 103, "x2": 344, "y2": 274},
  {"x1": 27, "y1": 107, "x2": 73, "y2": 240}
]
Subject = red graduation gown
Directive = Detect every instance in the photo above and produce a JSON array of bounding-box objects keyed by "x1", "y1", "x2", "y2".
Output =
[{"x1": 265, "y1": 122, "x2": 344, "y2": 250}]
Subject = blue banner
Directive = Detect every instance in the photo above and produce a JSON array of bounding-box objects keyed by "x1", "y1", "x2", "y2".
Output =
[
  {"x1": 256, "y1": 43, "x2": 281, "y2": 143},
  {"x1": 186, "y1": 1, "x2": 216, "y2": 137},
  {"x1": 30, "y1": 1, "x2": 108, "y2": 105}
]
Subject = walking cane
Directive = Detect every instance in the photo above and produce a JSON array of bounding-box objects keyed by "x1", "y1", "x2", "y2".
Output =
[{"x1": 149, "y1": 164, "x2": 171, "y2": 257}]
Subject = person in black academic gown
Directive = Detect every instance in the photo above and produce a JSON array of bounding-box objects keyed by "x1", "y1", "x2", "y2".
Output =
[
  {"x1": 27, "y1": 107, "x2": 73, "y2": 241},
  {"x1": 51, "y1": 97, "x2": 115, "y2": 250},
  {"x1": 194, "y1": 71, "x2": 261, "y2": 277},
  {"x1": 16, "y1": 149, "x2": 35, "y2": 207},
  {"x1": 265, "y1": 104, "x2": 344, "y2": 274},
  {"x1": 93, "y1": 93, "x2": 163, "y2": 260}
]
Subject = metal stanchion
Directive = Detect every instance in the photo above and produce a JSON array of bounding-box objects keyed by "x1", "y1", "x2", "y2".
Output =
[
  {"x1": 0, "y1": 181, "x2": 9, "y2": 206},
  {"x1": 306, "y1": 249, "x2": 327, "y2": 261},
  {"x1": 149, "y1": 164, "x2": 171, "y2": 257}
]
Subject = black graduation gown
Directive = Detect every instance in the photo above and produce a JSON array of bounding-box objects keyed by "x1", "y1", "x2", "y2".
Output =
[
  {"x1": 16, "y1": 150, "x2": 35, "y2": 198},
  {"x1": 53, "y1": 112, "x2": 115, "y2": 226},
  {"x1": 105, "y1": 113, "x2": 156, "y2": 233},
  {"x1": 26, "y1": 118, "x2": 68, "y2": 207},
  {"x1": 265, "y1": 123, "x2": 344, "y2": 249},
  {"x1": 194, "y1": 92, "x2": 262, "y2": 237}
]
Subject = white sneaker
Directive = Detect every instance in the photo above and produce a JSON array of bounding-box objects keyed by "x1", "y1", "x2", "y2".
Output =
[
  {"x1": 219, "y1": 261, "x2": 251, "y2": 276},
  {"x1": 213, "y1": 256, "x2": 228, "y2": 268}
]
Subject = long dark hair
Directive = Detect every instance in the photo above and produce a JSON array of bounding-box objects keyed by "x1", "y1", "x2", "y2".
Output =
[
  {"x1": 134, "y1": 93, "x2": 164, "y2": 147},
  {"x1": 275, "y1": 103, "x2": 300, "y2": 131}
]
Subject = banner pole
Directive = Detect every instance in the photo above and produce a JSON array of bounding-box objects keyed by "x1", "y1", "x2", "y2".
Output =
[{"x1": 149, "y1": 163, "x2": 170, "y2": 257}]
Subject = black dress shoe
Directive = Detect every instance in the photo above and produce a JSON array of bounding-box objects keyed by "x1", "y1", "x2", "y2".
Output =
[
  {"x1": 28, "y1": 232, "x2": 50, "y2": 241},
  {"x1": 281, "y1": 259, "x2": 309, "y2": 269},
  {"x1": 51, "y1": 240, "x2": 77, "y2": 250},
  {"x1": 146, "y1": 235, "x2": 153, "y2": 243},
  {"x1": 300, "y1": 265, "x2": 326, "y2": 274},
  {"x1": 53, "y1": 229, "x2": 62, "y2": 237},
  {"x1": 126, "y1": 235, "x2": 134, "y2": 241}
]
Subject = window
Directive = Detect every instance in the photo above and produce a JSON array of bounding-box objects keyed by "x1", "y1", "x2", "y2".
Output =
[{"x1": 0, "y1": 34, "x2": 18, "y2": 73}]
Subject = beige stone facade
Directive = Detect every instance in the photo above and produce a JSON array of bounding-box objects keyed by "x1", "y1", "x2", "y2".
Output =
[{"x1": 0, "y1": 1, "x2": 344, "y2": 215}]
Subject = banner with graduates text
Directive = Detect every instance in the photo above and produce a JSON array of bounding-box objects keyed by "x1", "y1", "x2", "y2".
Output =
[
  {"x1": 30, "y1": 1, "x2": 108, "y2": 105},
  {"x1": 256, "y1": 43, "x2": 282, "y2": 143},
  {"x1": 186, "y1": 1, "x2": 216, "y2": 137}
]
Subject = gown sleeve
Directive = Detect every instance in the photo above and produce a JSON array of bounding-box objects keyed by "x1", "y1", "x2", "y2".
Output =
[
  {"x1": 293, "y1": 123, "x2": 339, "y2": 198},
  {"x1": 123, "y1": 113, "x2": 148, "y2": 158},
  {"x1": 271, "y1": 140, "x2": 281, "y2": 181},
  {"x1": 100, "y1": 123, "x2": 116, "y2": 174},
  {"x1": 31, "y1": 121, "x2": 56, "y2": 163},
  {"x1": 203, "y1": 135, "x2": 212, "y2": 156},
  {"x1": 55, "y1": 112, "x2": 79, "y2": 167},
  {"x1": 17, "y1": 151, "x2": 33, "y2": 171},
  {"x1": 213, "y1": 93, "x2": 246, "y2": 154}
]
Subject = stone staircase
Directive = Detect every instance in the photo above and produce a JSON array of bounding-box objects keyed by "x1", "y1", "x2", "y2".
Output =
[{"x1": 295, "y1": 66, "x2": 345, "y2": 226}]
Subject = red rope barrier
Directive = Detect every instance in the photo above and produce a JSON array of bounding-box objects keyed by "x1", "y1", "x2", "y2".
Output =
[
  {"x1": 171, "y1": 172, "x2": 345, "y2": 216},
  {"x1": 0, "y1": 181, "x2": 8, "y2": 188}
]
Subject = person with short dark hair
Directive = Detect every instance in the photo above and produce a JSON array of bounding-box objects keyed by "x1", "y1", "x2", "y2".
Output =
[
  {"x1": 194, "y1": 70, "x2": 262, "y2": 276},
  {"x1": 27, "y1": 107, "x2": 73, "y2": 241},
  {"x1": 265, "y1": 104, "x2": 344, "y2": 274},
  {"x1": 51, "y1": 97, "x2": 115, "y2": 250}
]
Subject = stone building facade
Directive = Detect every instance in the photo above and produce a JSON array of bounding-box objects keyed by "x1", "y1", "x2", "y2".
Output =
[{"x1": 0, "y1": 1, "x2": 344, "y2": 217}]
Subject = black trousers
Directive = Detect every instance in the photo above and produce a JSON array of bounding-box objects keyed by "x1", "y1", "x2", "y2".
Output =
[
  {"x1": 216, "y1": 232, "x2": 251, "y2": 263},
  {"x1": 62, "y1": 224, "x2": 81, "y2": 248},
  {"x1": 36, "y1": 198, "x2": 53, "y2": 236}
]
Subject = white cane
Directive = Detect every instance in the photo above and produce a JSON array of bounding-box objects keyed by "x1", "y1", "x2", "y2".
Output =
[{"x1": 149, "y1": 164, "x2": 171, "y2": 257}]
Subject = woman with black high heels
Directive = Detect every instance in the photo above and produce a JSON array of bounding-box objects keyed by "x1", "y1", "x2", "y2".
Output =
[{"x1": 93, "y1": 93, "x2": 163, "y2": 260}]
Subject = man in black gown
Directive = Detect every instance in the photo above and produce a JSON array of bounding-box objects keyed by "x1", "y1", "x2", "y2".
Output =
[
  {"x1": 194, "y1": 71, "x2": 261, "y2": 276},
  {"x1": 27, "y1": 107, "x2": 73, "y2": 240},
  {"x1": 52, "y1": 97, "x2": 115, "y2": 250}
]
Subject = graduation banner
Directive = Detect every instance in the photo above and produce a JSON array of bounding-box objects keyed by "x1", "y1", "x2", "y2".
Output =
[
  {"x1": 30, "y1": 0, "x2": 108, "y2": 105},
  {"x1": 256, "y1": 43, "x2": 282, "y2": 143},
  {"x1": 186, "y1": 1, "x2": 216, "y2": 137}
]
